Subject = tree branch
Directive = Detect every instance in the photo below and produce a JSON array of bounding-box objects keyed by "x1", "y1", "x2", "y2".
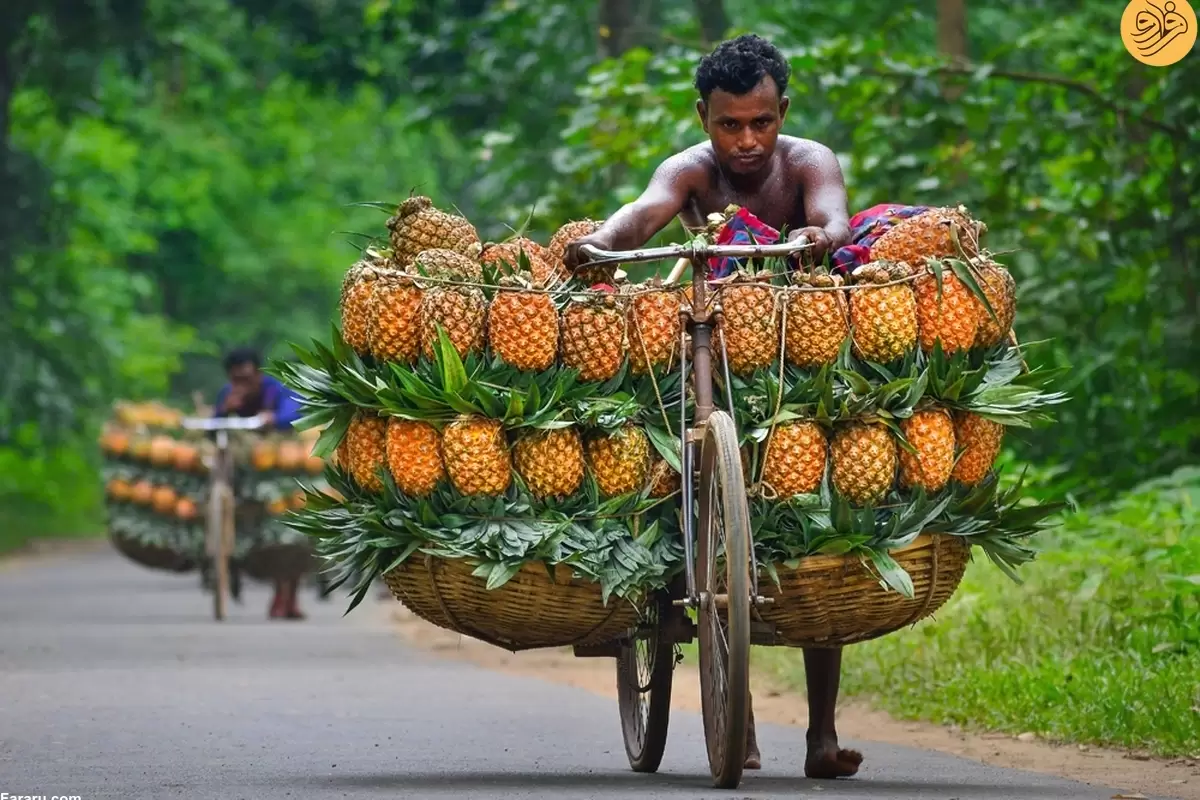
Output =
[{"x1": 929, "y1": 62, "x2": 1189, "y2": 140}]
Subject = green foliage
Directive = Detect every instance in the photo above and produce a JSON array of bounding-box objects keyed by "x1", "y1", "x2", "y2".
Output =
[
  {"x1": 760, "y1": 466, "x2": 1200, "y2": 756},
  {"x1": 521, "y1": 4, "x2": 1198, "y2": 498},
  {"x1": 1, "y1": 0, "x2": 461, "y2": 536}
]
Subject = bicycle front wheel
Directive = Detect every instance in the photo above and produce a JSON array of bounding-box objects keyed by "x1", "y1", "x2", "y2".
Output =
[
  {"x1": 696, "y1": 410, "x2": 751, "y2": 789},
  {"x1": 617, "y1": 590, "x2": 675, "y2": 773}
]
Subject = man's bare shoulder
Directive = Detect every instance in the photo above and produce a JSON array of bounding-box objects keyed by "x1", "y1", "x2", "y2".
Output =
[
  {"x1": 655, "y1": 142, "x2": 717, "y2": 181},
  {"x1": 778, "y1": 135, "x2": 840, "y2": 173}
]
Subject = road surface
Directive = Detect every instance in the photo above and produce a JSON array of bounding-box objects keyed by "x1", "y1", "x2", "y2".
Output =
[{"x1": 0, "y1": 548, "x2": 1163, "y2": 799}]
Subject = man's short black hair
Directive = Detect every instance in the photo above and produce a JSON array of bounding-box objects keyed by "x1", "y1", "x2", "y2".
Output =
[
  {"x1": 223, "y1": 346, "x2": 260, "y2": 372},
  {"x1": 694, "y1": 34, "x2": 791, "y2": 104}
]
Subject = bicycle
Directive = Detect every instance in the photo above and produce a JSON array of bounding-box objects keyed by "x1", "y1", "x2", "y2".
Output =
[
  {"x1": 575, "y1": 237, "x2": 811, "y2": 789},
  {"x1": 180, "y1": 415, "x2": 266, "y2": 620}
]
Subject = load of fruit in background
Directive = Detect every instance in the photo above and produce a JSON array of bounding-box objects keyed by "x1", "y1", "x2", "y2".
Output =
[
  {"x1": 98, "y1": 401, "x2": 334, "y2": 582},
  {"x1": 273, "y1": 197, "x2": 1068, "y2": 646}
]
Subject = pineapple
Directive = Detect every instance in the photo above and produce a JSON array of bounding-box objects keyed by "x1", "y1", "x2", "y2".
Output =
[
  {"x1": 513, "y1": 427, "x2": 585, "y2": 499},
  {"x1": 951, "y1": 412, "x2": 1004, "y2": 486},
  {"x1": 342, "y1": 411, "x2": 389, "y2": 493},
  {"x1": 420, "y1": 285, "x2": 487, "y2": 361},
  {"x1": 973, "y1": 260, "x2": 1017, "y2": 348},
  {"x1": 761, "y1": 421, "x2": 827, "y2": 497},
  {"x1": 870, "y1": 205, "x2": 985, "y2": 264},
  {"x1": 106, "y1": 478, "x2": 131, "y2": 502},
  {"x1": 646, "y1": 457, "x2": 681, "y2": 498},
  {"x1": 897, "y1": 408, "x2": 956, "y2": 493},
  {"x1": 549, "y1": 219, "x2": 612, "y2": 286},
  {"x1": 131, "y1": 480, "x2": 154, "y2": 506},
  {"x1": 487, "y1": 273, "x2": 560, "y2": 372},
  {"x1": 175, "y1": 497, "x2": 199, "y2": 521},
  {"x1": 481, "y1": 239, "x2": 560, "y2": 288},
  {"x1": 151, "y1": 485, "x2": 178, "y2": 515},
  {"x1": 368, "y1": 269, "x2": 423, "y2": 365},
  {"x1": 849, "y1": 262, "x2": 918, "y2": 364},
  {"x1": 385, "y1": 418, "x2": 445, "y2": 497},
  {"x1": 784, "y1": 273, "x2": 849, "y2": 368},
  {"x1": 830, "y1": 422, "x2": 897, "y2": 505},
  {"x1": 716, "y1": 273, "x2": 780, "y2": 377},
  {"x1": 626, "y1": 285, "x2": 682, "y2": 375},
  {"x1": 560, "y1": 290, "x2": 626, "y2": 382},
  {"x1": 586, "y1": 425, "x2": 651, "y2": 497},
  {"x1": 341, "y1": 262, "x2": 383, "y2": 356},
  {"x1": 442, "y1": 415, "x2": 512, "y2": 496},
  {"x1": 411, "y1": 247, "x2": 484, "y2": 284},
  {"x1": 251, "y1": 441, "x2": 277, "y2": 472},
  {"x1": 913, "y1": 264, "x2": 980, "y2": 354},
  {"x1": 148, "y1": 435, "x2": 175, "y2": 467},
  {"x1": 387, "y1": 196, "x2": 481, "y2": 268}
]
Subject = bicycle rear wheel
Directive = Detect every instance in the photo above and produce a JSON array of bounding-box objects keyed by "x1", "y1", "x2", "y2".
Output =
[
  {"x1": 696, "y1": 410, "x2": 751, "y2": 789},
  {"x1": 617, "y1": 591, "x2": 675, "y2": 773}
]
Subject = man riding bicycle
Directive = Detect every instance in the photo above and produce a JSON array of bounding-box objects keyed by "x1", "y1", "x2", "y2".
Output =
[
  {"x1": 564, "y1": 33, "x2": 864, "y2": 780},
  {"x1": 214, "y1": 347, "x2": 307, "y2": 620}
]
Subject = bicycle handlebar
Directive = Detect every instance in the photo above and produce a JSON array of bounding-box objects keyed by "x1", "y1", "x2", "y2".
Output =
[
  {"x1": 578, "y1": 238, "x2": 811, "y2": 267},
  {"x1": 182, "y1": 416, "x2": 267, "y2": 432}
]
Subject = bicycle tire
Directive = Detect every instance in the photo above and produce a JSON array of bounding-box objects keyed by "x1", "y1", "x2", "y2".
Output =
[
  {"x1": 696, "y1": 410, "x2": 751, "y2": 789},
  {"x1": 617, "y1": 591, "x2": 675, "y2": 773}
]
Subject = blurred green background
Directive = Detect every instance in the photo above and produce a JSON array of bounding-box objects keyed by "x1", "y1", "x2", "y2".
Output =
[{"x1": 1, "y1": 0, "x2": 1197, "y2": 753}]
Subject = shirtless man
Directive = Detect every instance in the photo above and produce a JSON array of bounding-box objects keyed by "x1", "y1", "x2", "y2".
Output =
[{"x1": 564, "y1": 33, "x2": 862, "y2": 780}]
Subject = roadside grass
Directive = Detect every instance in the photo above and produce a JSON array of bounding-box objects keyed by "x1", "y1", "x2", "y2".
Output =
[
  {"x1": 0, "y1": 446, "x2": 106, "y2": 556},
  {"x1": 755, "y1": 465, "x2": 1200, "y2": 756},
  {"x1": 0, "y1": 504, "x2": 105, "y2": 556}
]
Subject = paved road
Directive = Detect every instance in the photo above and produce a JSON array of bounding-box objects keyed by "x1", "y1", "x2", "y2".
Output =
[{"x1": 0, "y1": 549, "x2": 1159, "y2": 800}]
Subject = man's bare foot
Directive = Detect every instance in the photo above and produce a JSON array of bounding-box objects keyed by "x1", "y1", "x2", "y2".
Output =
[
  {"x1": 744, "y1": 743, "x2": 761, "y2": 770},
  {"x1": 805, "y1": 737, "x2": 863, "y2": 780}
]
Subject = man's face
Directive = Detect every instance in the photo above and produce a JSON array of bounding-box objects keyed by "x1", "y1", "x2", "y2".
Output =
[
  {"x1": 698, "y1": 76, "x2": 788, "y2": 176},
  {"x1": 228, "y1": 361, "x2": 262, "y2": 397}
]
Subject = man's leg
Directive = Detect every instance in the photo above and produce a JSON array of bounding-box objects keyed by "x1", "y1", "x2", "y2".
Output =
[
  {"x1": 745, "y1": 693, "x2": 761, "y2": 769},
  {"x1": 803, "y1": 647, "x2": 862, "y2": 779},
  {"x1": 269, "y1": 580, "x2": 285, "y2": 619},
  {"x1": 284, "y1": 578, "x2": 306, "y2": 620}
]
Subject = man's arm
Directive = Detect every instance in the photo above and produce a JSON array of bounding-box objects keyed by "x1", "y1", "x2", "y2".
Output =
[
  {"x1": 787, "y1": 144, "x2": 852, "y2": 262},
  {"x1": 261, "y1": 378, "x2": 301, "y2": 430},
  {"x1": 564, "y1": 153, "x2": 704, "y2": 268},
  {"x1": 213, "y1": 385, "x2": 231, "y2": 418}
]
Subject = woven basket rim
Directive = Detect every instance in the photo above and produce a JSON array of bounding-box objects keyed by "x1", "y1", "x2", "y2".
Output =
[{"x1": 765, "y1": 532, "x2": 965, "y2": 571}]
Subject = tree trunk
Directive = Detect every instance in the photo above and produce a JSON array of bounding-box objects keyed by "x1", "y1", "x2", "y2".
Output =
[
  {"x1": 597, "y1": 0, "x2": 661, "y2": 57},
  {"x1": 598, "y1": 0, "x2": 636, "y2": 57},
  {"x1": 937, "y1": 0, "x2": 968, "y2": 100},
  {"x1": 693, "y1": 0, "x2": 729, "y2": 45}
]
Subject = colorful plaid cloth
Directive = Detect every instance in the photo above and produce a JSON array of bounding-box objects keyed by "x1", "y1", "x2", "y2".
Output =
[
  {"x1": 828, "y1": 203, "x2": 930, "y2": 274},
  {"x1": 708, "y1": 207, "x2": 781, "y2": 279},
  {"x1": 705, "y1": 203, "x2": 930, "y2": 279}
]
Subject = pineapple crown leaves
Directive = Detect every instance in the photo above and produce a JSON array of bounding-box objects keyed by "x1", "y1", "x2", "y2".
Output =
[
  {"x1": 370, "y1": 328, "x2": 588, "y2": 429},
  {"x1": 921, "y1": 341, "x2": 1070, "y2": 425},
  {"x1": 305, "y1": 462, "x2": 679, "y2": 603},
  {"x1": 345, "y1": 200, "x2": 402, "y2": 216},
  {"x1": 926, "y1": 256, "x2": 1000, "y2": 324},
  {"x1": 922, "y1": 470, "x2": 1068, "y2": 583}
]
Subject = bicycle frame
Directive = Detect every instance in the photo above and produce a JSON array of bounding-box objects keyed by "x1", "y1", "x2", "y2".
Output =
[
  {"x1": 181, "y1": 415, "x2": 266, "y2": 619},
  {"x1": 578, "y1": 239, "x2": 809, "y2": 608}
]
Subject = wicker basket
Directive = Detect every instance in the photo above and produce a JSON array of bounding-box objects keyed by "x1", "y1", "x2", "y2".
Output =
[
  {"x1": 753, "y1": 534, "x2": 970, "y2": 648},
  {"x1": 110, "y1": 530, "x2": 195, "y2": 573},
  {"x1": 382, "y1": 554, "x2": 640, "y2": 652},
  {"x1": 240, "y1": 542, "x2": 315, "y2": 582}
]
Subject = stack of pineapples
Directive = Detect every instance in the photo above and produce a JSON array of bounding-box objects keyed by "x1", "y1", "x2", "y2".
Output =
[
  {"x1": 99, "y1": 409, "x2": 210, "y2": 569},
  {"x1": 277, "y1": 199, "x2": 1066, "y2": 610},
  {"x1": 236, "y1": 430, "x2": 333, "y2": 557},
  {"x1": 99, "y1": 404, "x2": 334, "y2": 573}
]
